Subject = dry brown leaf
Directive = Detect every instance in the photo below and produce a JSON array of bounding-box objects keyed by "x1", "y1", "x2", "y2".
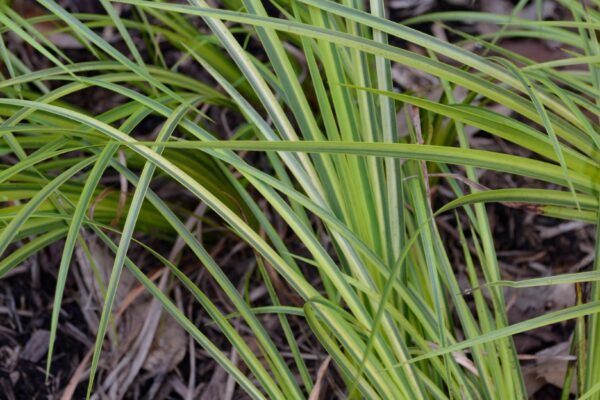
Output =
[
  {"x1": 72, "y1": 238, "x2": 187, "y2": 398},
  {"x1": 504, "y1": 283, "x2": 575, "y2": 325},
  {"x1": 524, "y1": 341, "x2": 576, "y2": 397},
  {"x1": 142, "y1": 312, "x2": 187, "y2": 373},
  {"x1": 200, "y1": 365, "x2": 228, "y2": 400},
  {"x1": 12, "y1": 0, "x2": 85, "y2": 49},
  {"x1": 77, "y1": 238, "x2": 135, "y2": 312},
  {"x1": 392, "y1": 64, "x2": 439, "y2": 95},
  {"x1": 535, "y1": 341, "x2": 576, "y2": 392}
]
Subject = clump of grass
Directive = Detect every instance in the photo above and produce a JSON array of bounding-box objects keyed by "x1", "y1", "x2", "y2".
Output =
[{"x1": 0, "y1": 0, "x2": 598, "y2": 398}]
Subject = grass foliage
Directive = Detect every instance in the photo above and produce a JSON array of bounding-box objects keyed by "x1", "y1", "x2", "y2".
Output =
[{"x1": 0, "y1": 0, "x2": 599, "y2": 398}]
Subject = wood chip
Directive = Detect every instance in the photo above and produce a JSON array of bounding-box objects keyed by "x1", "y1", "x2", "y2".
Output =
[{"x1": 19, "y1": 330, "x2": 50, "y2": 363}]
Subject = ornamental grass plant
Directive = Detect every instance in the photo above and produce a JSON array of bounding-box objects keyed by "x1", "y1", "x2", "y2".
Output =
[{"x1": 0, "y1": 0, "x2": 598, "y2": 398}]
